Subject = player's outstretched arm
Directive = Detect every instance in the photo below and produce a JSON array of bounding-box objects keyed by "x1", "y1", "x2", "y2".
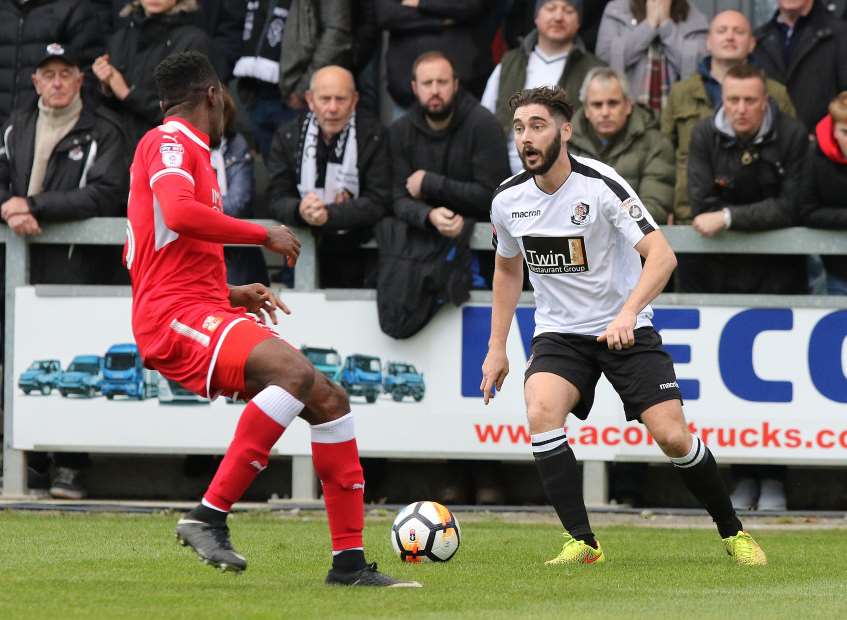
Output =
[
  {"x1": 598, "y1": 230, "x2": 677, "y2": 350},
  {"x1": 154, "y1": 177, "x2": 269, "y2": 245},
  {"x1": 481, "y1": 253, "x2": 524, "y2": 405}
]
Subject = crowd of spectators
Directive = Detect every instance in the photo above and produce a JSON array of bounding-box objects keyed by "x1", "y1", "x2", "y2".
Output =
[{"x1": 1, "y1": 0, "x2": 846, "y2": 507}]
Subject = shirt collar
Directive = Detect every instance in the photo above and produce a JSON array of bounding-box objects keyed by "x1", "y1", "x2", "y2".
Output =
[{"x1": 162, "y1": 116, "x2": 210, "y2": 150}]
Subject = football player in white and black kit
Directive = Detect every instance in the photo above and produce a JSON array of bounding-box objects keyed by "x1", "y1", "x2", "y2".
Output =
[{"x1": 481, "y1": 86, "x2": 767, "y2": 567}]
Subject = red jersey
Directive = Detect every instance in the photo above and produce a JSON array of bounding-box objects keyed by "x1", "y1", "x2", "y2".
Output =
[{"x1": 125, "y1": 117, "x2": 267, "y2": 360}]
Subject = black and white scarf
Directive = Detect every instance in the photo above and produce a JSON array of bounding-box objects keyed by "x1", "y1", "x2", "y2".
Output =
[{"x1": 297, "y1": 112, "x2": 359, "y2": 203}]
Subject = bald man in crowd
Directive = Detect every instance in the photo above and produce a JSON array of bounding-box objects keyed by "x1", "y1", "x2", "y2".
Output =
[{"x1": 268, "y1": 65, "x2": 390, "y2": 287}]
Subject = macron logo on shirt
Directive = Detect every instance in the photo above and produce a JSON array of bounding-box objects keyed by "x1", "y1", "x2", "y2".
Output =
[{"x1": 511, "y1": 209, "x2": 541, "y2": 219}]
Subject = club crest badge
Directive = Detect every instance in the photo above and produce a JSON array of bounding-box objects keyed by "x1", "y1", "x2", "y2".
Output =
[
  {"x1": 202, "y1": 315, "x2": 222, "y2": 333},
  {"x1": 570, "y1": 201, "x2": 590, "y2": 225},
  {"x1": 68, "y1": 146, "x2": 84, "y2": 161}
]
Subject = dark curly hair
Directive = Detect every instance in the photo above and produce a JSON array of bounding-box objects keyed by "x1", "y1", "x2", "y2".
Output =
[
  {"x1": 154, "y1": 51, "x2": 220, "y2": 112},
  {"x1": 507, "y1": 86, "x2": 574, "y2": 123}
]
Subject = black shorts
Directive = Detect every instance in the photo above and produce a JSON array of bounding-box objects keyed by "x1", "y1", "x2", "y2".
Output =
[{"x1": 524, "y1": 327, "x2": 683, "y2": 422}]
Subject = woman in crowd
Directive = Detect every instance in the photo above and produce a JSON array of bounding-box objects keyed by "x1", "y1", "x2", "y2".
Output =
[{"x1": 596, "y1": 0, "x2": 707, "y2": 114}]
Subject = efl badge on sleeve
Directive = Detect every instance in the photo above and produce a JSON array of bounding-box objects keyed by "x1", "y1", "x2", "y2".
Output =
[
  {"x1": 160, "y1": 143, "x2": 184, "y2": 167},
  {"x1": 570, "y1": 201, "x2": 590, "y2": 225},
  {"x1": 621, "y1": 196, "x2": 643, "y2": 220}
]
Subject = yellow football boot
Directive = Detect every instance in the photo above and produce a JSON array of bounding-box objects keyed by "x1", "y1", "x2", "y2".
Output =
[
  {"x1": 723, "y1": 531, "x2": 768, "y2": 566},
  {"x1": 545, "y1": 533, "x2": 605, "y2": 566}
]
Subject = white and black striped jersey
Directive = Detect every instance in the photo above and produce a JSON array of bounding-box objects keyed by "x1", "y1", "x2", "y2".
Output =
[{"x1": 490, "y1": 154, "x2": 658, "y2": 337}]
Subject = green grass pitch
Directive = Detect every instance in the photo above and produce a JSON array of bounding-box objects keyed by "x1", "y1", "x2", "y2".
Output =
[{"x1": 1, "y1": 511, "x2": 845, "y2": 619}]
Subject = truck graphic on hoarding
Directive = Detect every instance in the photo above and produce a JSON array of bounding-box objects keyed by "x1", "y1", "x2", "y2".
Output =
[
  {"x1": 100, "y1": 343, "x2": 158, "y2": 400},
  {"x1": 340, "y1": 354, "x2": 381, "y2": 403},
  {"x1": 383, "y1": 361, "x2": 425, "y2": 402},
  {"x1": 301, "y1": 346, "x2": 342, "y2": 381},
  {"x1": 18, "y1": 359, "x2": 61, "y2": 395},
  {"x1": 58, "y1": 355, "x2": 103, "y2": 398}
]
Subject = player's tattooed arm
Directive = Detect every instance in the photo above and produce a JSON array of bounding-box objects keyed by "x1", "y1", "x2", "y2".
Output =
[{"x1": 228, "y1": 283, "x2": 291, "y2": 324}]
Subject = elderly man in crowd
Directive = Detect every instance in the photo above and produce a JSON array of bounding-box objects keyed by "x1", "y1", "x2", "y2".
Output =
[
  {"x1": 267, "y1": 65, "x2": 389, "y2": 288},
  {"x1": 569, "y1": 66, "x2": 674, "y2": 224},
  {"x1": 0, "y1": 43, "x2": 129, "y2": 499}
]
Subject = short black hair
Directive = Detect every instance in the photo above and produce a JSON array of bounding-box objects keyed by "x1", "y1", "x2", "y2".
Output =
[
  {"x1": 154, "y1": 51, "x2": 220, "y2": 111},
  {"x1": 411, "y1": 50, "x2": 456, "y2": 82},
  {"x1": 508, "y1": 86, "x2": 574, "y2": 123}
]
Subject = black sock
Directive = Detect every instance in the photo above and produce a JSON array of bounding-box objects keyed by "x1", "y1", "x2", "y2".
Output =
[
  {"x1": 672, "y1": 437, "x2": 743, "y2": 539},
  {"x1": 332, "y1": 549, "x2": 366, "y2": 572},
  {"x1": 532, "y1": 431, "x2": 596, "y2": 547},
  {"x1": 187, "y1": 503, "x2": 227, "y2": 525}
]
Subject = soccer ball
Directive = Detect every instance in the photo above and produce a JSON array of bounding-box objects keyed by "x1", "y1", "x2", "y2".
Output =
[{"x1": 390, "y1": 501, "x2": 461, "y2": 563}]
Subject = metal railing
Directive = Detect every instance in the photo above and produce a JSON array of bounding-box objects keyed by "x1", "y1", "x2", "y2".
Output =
[{"x1": 3, "y1": 220, "x2": 847, "y2": 502}]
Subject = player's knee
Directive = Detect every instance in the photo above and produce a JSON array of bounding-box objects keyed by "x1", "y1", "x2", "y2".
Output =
[
  {"x1": 319, "y1": 384, "x2": 351, "y2": 422},
  {"x1": 653, "y1": 425, "x2": 690, "y2": 457},
  {"x1": 526, "y1": 398, "x2": 561, "y2": 433},
  {"x1": 275, "y1": 361, "x2": 315, "y2": 402},
  {"x1": 332, "y1": 384, "x2": 351, "y2": 417}
]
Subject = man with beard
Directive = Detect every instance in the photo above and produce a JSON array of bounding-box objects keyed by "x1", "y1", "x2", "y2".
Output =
[
  {"x1": 383, "y1": 51, "x2": 509, "y2": 501},
  {"x1": 482, "y1": 85, "x2": 767, "y2": 567},
  {"x1": 389, "y1": 51, "x2": 509, "y2": 249}
]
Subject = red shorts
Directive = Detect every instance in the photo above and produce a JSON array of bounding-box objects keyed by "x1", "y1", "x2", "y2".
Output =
[{"x1": 138, "y1": 306, "x2": 278, "y2": 399}]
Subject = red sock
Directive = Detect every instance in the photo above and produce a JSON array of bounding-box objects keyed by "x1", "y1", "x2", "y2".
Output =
[
  {"x1": 204, "y1": 385, "x2": 304, "y2": 511},
  {"x1": 311, "y1": 414, "x2": 364, "y2": 551}
]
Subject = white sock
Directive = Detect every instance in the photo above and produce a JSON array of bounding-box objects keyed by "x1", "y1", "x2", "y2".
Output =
[{"x1": 670, "y1": 436, "x2": 705, "y2": 468}]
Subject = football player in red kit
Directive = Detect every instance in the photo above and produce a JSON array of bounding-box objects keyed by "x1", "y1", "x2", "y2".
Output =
[{"x1": 125, "y1": 52, "x2": 419, "y2": 587}]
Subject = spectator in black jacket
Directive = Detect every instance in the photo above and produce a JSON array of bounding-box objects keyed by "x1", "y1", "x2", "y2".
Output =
[
  {"x1": 801, "y1": 91, "x2": 847, "y2": 294},
  {"x1": 94, "y1": 0, "x2": 244, "y2": 82},
  {"x1": 93, "y1": 0, "x2": 210, "y2": 146},
  {"x1": 268, "y1": 65, "x2": 389, "y2": 287},
  {"x1": 376, "y1": 0, "x2": 487, "y2": 111},
  {"x1": 0, "y1": 0, "x2": 102, "y2": 122},
  {"x1": 753, "y1": 0, "x2": 847, "y2": 130},
  {"x1": 390, "y1": 51, "x2": 510, "y2": 238},
  {"x1": 0, "y1": 44, "x2": 129, "y2": 499},
  {"x1": 684, "y1": 63, "x2": 807, "y2": 295},
  {"x1": 0, "y1": 44, "x2": 129, "y2": 281}
]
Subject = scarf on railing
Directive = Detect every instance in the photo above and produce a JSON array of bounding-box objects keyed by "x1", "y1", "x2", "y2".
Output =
[{"x1": 297, "y1": 112, "x2": 359, "y2": 203}]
